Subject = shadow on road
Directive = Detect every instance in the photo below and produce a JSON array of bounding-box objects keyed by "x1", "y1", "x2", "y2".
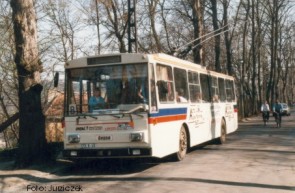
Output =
[
  {"x1": 53, "y1": 158, "x2": 162, "y2": 176},
  {"x1": 0, "y1": 172, "x2": 294, "y2": 191},
  {"x1": 0, "y1": 156, "x2": 164, "y2": 176}
]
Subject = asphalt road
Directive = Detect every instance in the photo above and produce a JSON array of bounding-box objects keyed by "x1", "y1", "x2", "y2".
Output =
[{"x1": 0, "y1": 109, "x2": 294, "y2": 193}]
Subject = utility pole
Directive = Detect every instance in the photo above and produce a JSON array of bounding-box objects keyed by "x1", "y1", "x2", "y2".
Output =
[{"x1": 128, "y1": 0, "x2": 137, "y2": 53}]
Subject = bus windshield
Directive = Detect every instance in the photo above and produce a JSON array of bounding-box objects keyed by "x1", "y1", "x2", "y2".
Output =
[{"x1": 65, "y1": 63, "x2": 149, "y2": 116}]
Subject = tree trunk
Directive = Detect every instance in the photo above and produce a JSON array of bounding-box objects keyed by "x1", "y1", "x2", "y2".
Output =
[
  {"x1": 210, "y1": 0, "x2": 221, "y2": 72},
  {"x1": 255, "y1": 1, "x2": 262, "y2": 105},
  {"x1": 251, "y1": 0, "x2": 257, "y2": 114},
  {"x1": 110, "y1": 0, "x2": 127, "y2": 53},
  {"x1": 240, "y1": 0, "x2": 251, "y2": 118},
  {"x1": 222, "y1": 0, "x2": 232, "y2": 75},
  {"x1": 192, "y1": 0, "x2": 203, "y2": 65},
  {"x1": 148, "y1": 0, "x2": 162, "y2": 52},
  {"x1": 94, "y1": 0, "x2": 101, "y2": 55},
  {"x1": 267, "y1": 0, "x2": 279, "y2": 103},
  {"x1": 10, "y1": 0, "x2": 47, "y2": 167}
]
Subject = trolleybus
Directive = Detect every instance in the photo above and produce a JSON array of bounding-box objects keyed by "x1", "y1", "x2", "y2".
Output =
[{"x1": 61, "y1": 53, "x2": 238, "y2": 161}]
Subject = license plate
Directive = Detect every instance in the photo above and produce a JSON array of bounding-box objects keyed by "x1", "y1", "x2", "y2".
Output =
[
  {"x1": 98, "y1": 135, "x2": 113, "y2": 141},
  {"x1": 81, "y1": 143, "x2": 96, "y2": 148}
]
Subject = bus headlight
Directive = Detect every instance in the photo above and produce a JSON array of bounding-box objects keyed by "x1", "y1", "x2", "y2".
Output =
[
  {"x1": 68, "y1": 134, "x2": 80, "y2": 143},
  {"x1": 130, "y1": 133, "x2": 144, "y2": 142}
]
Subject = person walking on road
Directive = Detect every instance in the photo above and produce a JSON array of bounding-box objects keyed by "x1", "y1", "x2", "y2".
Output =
[
  {"x1": 272, "y1": 100, "x2": 283, "y2": 127},
  {"x1": 261, "y1": 100, "x2": 270, "y2": 121}
]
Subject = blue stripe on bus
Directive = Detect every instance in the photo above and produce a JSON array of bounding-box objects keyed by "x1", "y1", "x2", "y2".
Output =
[{"x1": 149, "y1": 108, "x2": 187, "y2": 117}]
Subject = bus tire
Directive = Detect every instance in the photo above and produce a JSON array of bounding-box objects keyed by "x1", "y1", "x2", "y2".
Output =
[
  {"x1": 217, "y1": 119, "x2": 226, "y2": 144},
  {"x1": 175, "y1": 125, "x2": 188, "y2": 161}
]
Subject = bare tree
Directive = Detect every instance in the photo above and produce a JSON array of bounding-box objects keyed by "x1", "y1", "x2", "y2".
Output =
[
  {"x1": 0, "y1": 1, "x2": 19, "y2": 147},
  {"x1": 76, "y1": 0, "x2": 102, "y2": 55},
  {"x1": 263, "y1": 0, "x2": 292, "y2": 104},
  {"x1": 10, "y1": 0, "x2": 47, "y2": 167},
  {"x1": 41, "y1": 0, "x2": 81, "y2": 63},
  {"x1": 100, "y1": 0, "x2": 128, "y2": 53},
  {"x1": 146, "y1": 0, "x2": 162, "y2": 52}
]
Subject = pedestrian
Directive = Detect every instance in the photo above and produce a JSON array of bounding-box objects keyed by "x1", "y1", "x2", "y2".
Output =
[{"x1": 261, "y1": 100, "x2": 270, "y2": 120}]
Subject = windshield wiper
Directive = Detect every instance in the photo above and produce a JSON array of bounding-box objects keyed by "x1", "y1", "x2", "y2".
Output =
[
  {"x1": 76, "y1": 115, "x2": 98, "y2": 124},
  {"x1": 123, "y1": 104, "x2": 148, "y2": 113},
  {"x1": 122, "y1": 104, "x2": 148, "y2": 118},
  {"x1": 77, "y1": 114, "x2": 98, "y2": 121},
  {"x1": 110, "y1": 114, "x2": 123, "y2": 118}
]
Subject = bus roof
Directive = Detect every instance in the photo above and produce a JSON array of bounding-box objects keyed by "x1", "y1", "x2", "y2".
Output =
[
  {"x1": 149, "y1": 53, "x2": 205, "y2": 69},
  {"x1": 149, "y1": 53, "x2": 234, "y2": 80},
  {"x1": 65, "y1": 53, "x2": 148, "y2": 68},
  {"x1": 66, "y1": 53, "x2": 234, "y2": 80}
]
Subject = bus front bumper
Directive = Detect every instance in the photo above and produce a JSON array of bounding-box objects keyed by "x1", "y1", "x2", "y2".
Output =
[{"x1": 63, "y1": 148, "x2": 152, "y2": 159}]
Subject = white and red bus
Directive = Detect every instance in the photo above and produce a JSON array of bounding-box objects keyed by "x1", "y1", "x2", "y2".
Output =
[{"x1": 62, "y1": 53, "x2": 238, "y2": 161}]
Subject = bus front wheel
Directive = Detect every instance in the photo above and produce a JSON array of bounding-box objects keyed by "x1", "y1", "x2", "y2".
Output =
[{"x1": 175, "y1": 125, "x2": 188, "y2": 161}]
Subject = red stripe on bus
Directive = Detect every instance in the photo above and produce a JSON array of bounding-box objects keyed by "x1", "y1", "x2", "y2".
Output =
[{"x1": 148, "y1": 114, "x2": 187, "y2": 124}]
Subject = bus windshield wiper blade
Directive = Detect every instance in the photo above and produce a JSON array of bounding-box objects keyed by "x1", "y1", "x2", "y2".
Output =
[
  {"x1": 87, "y1": 115, "x2": 98, "y2": 119},
  {"x1": 122, "y1": 104, "x2": 148, "y2": 114},
  {"x1": 122, "y1": 104, "x2": 148, "y2": 118},
  {"x1": 110, "y1": 114, "x2": 123, "y2": 118},
  {"x1": 77, "y1": 114, "x2": 98, "y2": 120}
]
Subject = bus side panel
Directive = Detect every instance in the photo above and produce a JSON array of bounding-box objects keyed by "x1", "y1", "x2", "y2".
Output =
[
  {"x1": 209, "y1": 103, "x2": 224, "y2": 140},
  {"x1": 187, "y1": 102, "x2": 237, "y2": 146},
  {"x1": 187, "y1": 103, "x2": 212, "y2": 147},
  {"x1": 148, "y1": 107, "x2": 187, "y2": 158},
  {"x1": 224, "y1": 103, "x2": 238, "y2": 134},
  {"x1": 149, "y1": 121, "x2": 185, "y2": 158}
]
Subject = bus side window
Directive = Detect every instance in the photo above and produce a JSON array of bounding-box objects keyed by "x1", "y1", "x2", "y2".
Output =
[
  {"x1": 156, "y1": 64, "x2": 174, "y2": 103},
  {"x1": 188, "y1": 71, "x2": 201, "y2": 103},
  {"x1": 174, "y1": 68, "x2": 188, "y2": 103},
  {"x1": 218, "y1": 78, "x2": 226, "y2": 102},
  {"x1": 200, "y1": 74, "x2": 210, "y2": 102},
  {"x1": 225, "y1": 80, "x2": 235, "y2": 102},
  {"x1": 210, "y1": 76, "x2": 219, "y2": 103}
]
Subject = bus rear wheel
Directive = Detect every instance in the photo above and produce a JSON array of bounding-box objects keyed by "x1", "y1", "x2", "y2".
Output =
[
  {"x1": 217, "y1": 119, "x2": 226, "y2": 144},
  {"x1": 175, "y1": 125, "x2": 188, "y2": 161}
]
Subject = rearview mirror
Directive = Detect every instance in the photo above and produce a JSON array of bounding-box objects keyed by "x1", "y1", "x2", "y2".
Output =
[{"x1": 54, "y1": 72, "x2": 59, "y2": 87}]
